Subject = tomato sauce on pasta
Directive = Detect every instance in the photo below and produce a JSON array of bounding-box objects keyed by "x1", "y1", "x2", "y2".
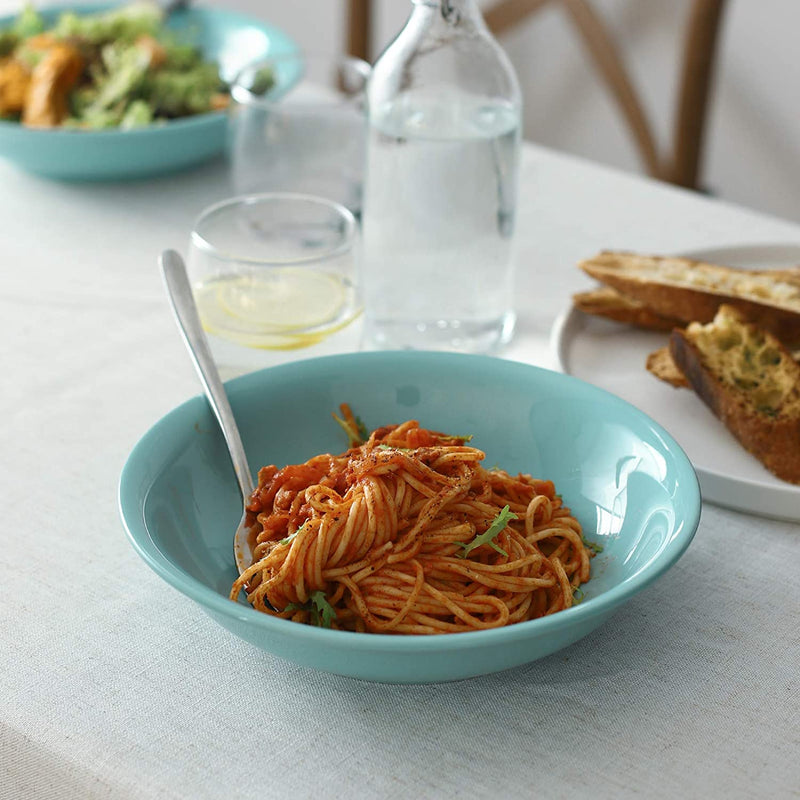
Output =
[{"x1": 230, "y1": 405, "x2": 593, "y2": 634}]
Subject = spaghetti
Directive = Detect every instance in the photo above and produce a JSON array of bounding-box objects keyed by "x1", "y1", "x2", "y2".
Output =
[{"x1": 230, "y1": 405, "x2": 593, "y2": 634}]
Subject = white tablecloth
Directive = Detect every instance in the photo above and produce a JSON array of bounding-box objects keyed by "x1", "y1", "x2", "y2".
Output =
[{"x1": 2, "y1": 144, "x2": 798, "y2": 800}]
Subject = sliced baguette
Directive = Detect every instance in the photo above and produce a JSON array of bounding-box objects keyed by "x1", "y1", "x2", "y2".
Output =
[
  {"x1": 580, "y1": 251, "x2": 800, "y2": 347},
  {"x1": 573, "y1": 286, "x2": 681, "y2": 331},
  {"x1": 648, "y1": 343, "x2": 800, "y2": 389},
  {"x1": 646, "y1": 346, "x2": 689, "y2": 388},
  {"x1": 669, "y1": 305, "x2": 800, "y2": 484}
]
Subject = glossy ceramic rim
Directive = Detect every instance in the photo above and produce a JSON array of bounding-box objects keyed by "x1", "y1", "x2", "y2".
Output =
[{"x1": 119, "y1": 352, "x2": 702, "y2": 654}]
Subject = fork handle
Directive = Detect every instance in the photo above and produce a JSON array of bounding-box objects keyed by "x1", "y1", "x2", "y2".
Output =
[{"x1": 159, "y1": 249, "x2": 255, "y2": 500}]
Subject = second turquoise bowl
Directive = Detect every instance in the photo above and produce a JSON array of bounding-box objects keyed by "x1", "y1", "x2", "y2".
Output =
[{"x1": 0, "y1": 4, "x2": 299, "y2": 180}]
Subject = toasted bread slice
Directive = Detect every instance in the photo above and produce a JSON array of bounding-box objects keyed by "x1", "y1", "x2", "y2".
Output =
[
  {"x1": 669, "y1": 305, "x2": 800, "y2": 484},
  {"x1": 649, "y1": 344, "x2": 800, "y2": 389},
  {"x1": 646, "y1": 346, "x2": 689, "y2": 388},
  {"x1": 573, "y1": 287, "x2": 681, "y2": 331},
  {"x1": 580, "y1": 251, "x2": 800, "y2": 347}
]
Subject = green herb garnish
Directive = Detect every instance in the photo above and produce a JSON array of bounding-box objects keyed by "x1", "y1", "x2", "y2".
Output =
[
  {"x1": 456, "y1": 505, "x2": 517, "y2": 558},
  {"x1": 441, "y1": 433, "x2": 473, "y2": 444},
  {"x1": 582, "y1": 536, "x2": 604, "y2": 554},
  {"x1": 310, "y1": 591, "x2": 337, "y2": 628},
  {"x1": 572, "y1": 586, "x2": 585, "y2": 604},
  {"x1": 279, "y1": 523, "x2": 305, "y2": 546},
  {"x1": 332, "y1": 411, "x2": 368, "y2": 447},
  {"x1": 285, "y1": 590, "x2": 336, "y2": 628}
]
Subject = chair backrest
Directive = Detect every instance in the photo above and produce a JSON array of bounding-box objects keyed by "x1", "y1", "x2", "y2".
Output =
[{"x1": 482, "y1": 0, "x2": 730, "y2": 190}]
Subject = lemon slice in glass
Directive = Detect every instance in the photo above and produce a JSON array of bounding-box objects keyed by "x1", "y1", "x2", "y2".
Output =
[{"x1": 194, "y1": 268, "x2": 357, "y2": 350}]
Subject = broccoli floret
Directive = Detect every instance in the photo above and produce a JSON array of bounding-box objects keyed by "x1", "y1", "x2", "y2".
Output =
[
  {"x1": 64, "y1": 106, "x2": 124, "y2": 129},
  {"x1": 89, "y1": 41, "x2": 151, "y2": 111},
  {"x1": 162, "y1": 40, "x2": 201, "y2": 71},
  {"x1": 68, "y1": 83, "x2": 98, "y2": 119},
  {"x1": 143, "y1": 62, "x2": 223, "y2": 116},
  {"x1": 54, "y1": 2, "x2": 163, "y2": 45},
  {"x1": 120, "y1": 98, "x2": 153, "y2": 128}
]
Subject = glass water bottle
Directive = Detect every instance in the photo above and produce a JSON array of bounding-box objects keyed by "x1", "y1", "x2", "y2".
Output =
[{"x1": 361, "y1": 0, "x2": 522, "y2": 352}]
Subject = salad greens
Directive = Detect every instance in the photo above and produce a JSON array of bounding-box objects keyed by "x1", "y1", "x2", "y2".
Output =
[{"x1": 0, "y1": 1, "x2": 273, "y2": 129}]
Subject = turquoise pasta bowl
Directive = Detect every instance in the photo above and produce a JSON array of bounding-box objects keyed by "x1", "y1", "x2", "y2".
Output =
[
  {"x1": 0, "y1": 4, "x2": 298, "y2": 180},
  {"x1": 119, "y1": 352, "x2": 701, "y2": 683}
]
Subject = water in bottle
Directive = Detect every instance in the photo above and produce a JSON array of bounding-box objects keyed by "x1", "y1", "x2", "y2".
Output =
[{"x1": 361, "y1": 0, "x2": 522, "y2": 352}]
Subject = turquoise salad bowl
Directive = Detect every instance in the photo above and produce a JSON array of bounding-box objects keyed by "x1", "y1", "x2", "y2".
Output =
[{"x1": 0, "y1": 3, "x2": 298, "y2": 180}]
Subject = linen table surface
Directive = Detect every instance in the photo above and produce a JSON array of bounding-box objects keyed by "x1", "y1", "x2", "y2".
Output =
[{"x1": 1, "y1": 144, "x2": 798, "y2": 799}]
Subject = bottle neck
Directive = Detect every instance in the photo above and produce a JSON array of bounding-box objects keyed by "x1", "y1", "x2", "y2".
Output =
[
  {"x1": 410, "y1": 0, "x2": 485, "y2": 27},
  {"x1": 369, "y1": 0, "x2": 520, "y2": 108}
]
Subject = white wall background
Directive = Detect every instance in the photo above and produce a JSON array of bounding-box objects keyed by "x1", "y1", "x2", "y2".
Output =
[
  {"x1": 2, "y1": 0, "x2": 797, "y2": 223},
  {"x1": 243, "y1": 0, "x2": 800, "y2": 225}
]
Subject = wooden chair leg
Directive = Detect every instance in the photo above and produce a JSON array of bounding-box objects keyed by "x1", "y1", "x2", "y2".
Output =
[
  {"x1": 484, "y1": 0, "x2": 554, "y2": 38},
  {"x1": 560, "y1": 0, "x2": 662, "y2": 179},
  {"x1": 670, "y1": 0, "x2": 729, "y2": 189},
  {"x1": 347, "y1": 0, "x2": 373, "y2": 62},
  {"x1": 485, "y1": 0, "x2": 661, "y2": 179},
  {"x1": 483, "y1": 0, "x2": 729, "y2": 191}
]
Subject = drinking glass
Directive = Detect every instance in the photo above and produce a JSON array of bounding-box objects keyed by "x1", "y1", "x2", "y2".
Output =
[
  {"x1": 186, "y1": 193, "x2": 361, "y2": 378},
  {"x1": 228, "y1": 54, "x2": 370, "y2": 216}
]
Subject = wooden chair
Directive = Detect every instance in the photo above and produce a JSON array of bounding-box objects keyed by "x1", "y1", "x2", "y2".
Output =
[
  {"x1": 347, "y1": 0, "x2": 373, "y2": 65},
  {"x1": 345, "y1": 0, "x2": 729, "y2": 191}
]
